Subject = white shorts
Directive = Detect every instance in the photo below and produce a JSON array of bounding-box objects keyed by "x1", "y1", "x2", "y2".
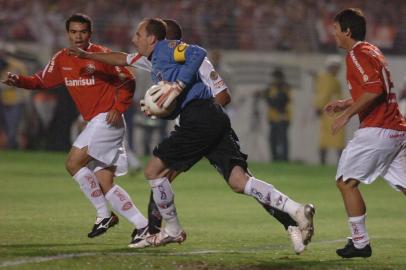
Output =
[
  {"x1": 73, "y1": 112, "x2": 128, "y2": 177},
  {"x1": 336, "y1": 127, "x2": 406, "y2": 191}
]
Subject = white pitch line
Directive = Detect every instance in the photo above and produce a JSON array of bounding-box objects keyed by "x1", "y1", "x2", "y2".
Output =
[{"x1": 0, "y1": 238, "x2": 348, "y2": 268}]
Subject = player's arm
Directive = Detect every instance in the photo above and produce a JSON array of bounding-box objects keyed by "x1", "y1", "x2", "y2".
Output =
[
  {"x1": 68, "y1": 47, "x2": 128, "y2": 66},
  {"x1": 331, "y1": 92, "x2": 380, "y2": 135},
  {"x1": 106, "y1": 66, "x2": 136, "y2": 126},
  {"x1": 324, "y1": 98, "x2": 353, "y2": 116},
  {"x1": 198, "y1": 57, "x2": 231, "y2": 107},
  {"x1": 2, "y1": 60, "x2": 63, "y2": 90},
  {"x1": 156, "y1": 43, "x2": 207, "y2": 109},
  {"x1": 175, "y1": 43, "x2": 207, "y2": 86},
  {"x1": 214, "y1": 90, "x2": 231, "y2": 107}
]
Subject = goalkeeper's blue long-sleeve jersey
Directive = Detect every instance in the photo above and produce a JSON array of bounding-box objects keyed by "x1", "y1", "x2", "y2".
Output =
[{"x1": 150, "y1": 40, "x2": 212, "y2": 119}]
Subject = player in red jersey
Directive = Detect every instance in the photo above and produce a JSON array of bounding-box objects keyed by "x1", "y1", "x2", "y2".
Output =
[
  {"x1": 325, "y1": 8, "x2": 406, "y2": 258},
  {"x1": 1, "y1": 14, "x2": 148, "y2": 243}
]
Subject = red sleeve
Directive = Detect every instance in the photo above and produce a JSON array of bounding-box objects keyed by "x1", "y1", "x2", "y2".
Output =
[
  {"x1": 110, "y1": 65, "x2": 136, "y2": 113},
  {"x1": 350, "y1": 50, "x2": 383, "y2": 94},
  {"x1": 18, "y1": 51, "x2": 64, "y2": 90}
]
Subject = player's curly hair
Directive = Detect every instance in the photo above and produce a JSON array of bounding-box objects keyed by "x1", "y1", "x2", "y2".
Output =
[
  {"x1": 65, "y1": 13, "x2": 92, "y2": 32},
  {"x1": 334, "y1": 8, "x2": 366, "y2": 41}
]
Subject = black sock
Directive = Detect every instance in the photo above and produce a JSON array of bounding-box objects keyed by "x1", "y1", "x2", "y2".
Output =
[
  {"x1": 148, "y1": 191, "x2": 162, "y2": 234},
  {"x1": 259, "y1": 200, "x2": 297, "y2": 230}
]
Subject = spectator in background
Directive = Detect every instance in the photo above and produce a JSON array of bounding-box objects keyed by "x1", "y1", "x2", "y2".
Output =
[
  {"x1": 263, "y1": 68, "x2": 291, "y2": 161},
  {"x1": 0, "y1": 52, "x2": 28, "y2": 149},
  {"x1": 313, "y1": 56, "x2": 345, "y2": 165}
]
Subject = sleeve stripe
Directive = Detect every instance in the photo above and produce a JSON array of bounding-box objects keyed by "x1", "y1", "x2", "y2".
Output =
[
  {"x1": 349, "y1": 50, "x2": 366, "y2": 76},
  {"x1": 130, "y1": 53, "x2": 142, "y2": 65},
  {"x1": 381, "y1": 67, "x2": 390, "y2": 93}
]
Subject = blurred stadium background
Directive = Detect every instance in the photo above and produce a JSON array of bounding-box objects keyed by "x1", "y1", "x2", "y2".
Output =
[{"x1": 1, "y1": 0, "x2": 406, "y2": 164}]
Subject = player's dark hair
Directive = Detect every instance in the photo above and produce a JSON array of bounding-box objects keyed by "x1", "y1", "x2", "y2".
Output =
[
  {"x1": 143, "y1": 18, "x2": 167, "y2": 40},
  {"x1": 334, "y1": 8, "x2": 366, "y2": 41},
  {"x1": 66, "y1": 13, "x2": 92, "y2": 32},
  {"x1": 163, "y1": 19, "x2": 183, "y2": 40}
]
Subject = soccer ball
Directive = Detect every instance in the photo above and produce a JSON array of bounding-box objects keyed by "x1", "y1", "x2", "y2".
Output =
[{"x1": 144, "y1": 83, "x2": 176, "y2": 117}]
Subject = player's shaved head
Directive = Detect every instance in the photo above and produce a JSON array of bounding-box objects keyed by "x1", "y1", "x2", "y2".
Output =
[
  {"x1": 66, "y1": 13, "x2": 92, "y2": 32},
  {"x1": 163, "y1": 19, "x2": 183, "y2": 40}
]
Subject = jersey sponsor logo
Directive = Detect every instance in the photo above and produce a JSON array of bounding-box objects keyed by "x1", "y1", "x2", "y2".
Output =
[
  {"x1": 85, "y1": 63, "x2": 96, "y2": 75},
  {"x1": 210, "y1": 71, "x2": 219, "y2": 80},
  {"x1": 44, "y1": 51, "x2": 62, "y2": 76},
  {"x1": 64, "y1": 76, "x2": 96, "y2": 87},
  {"x1": 62, "y1": 67, "x2": 73, "y2": 71},
  {"x1": 350, "y1": 50, "x2": 368, "y2": 82}
]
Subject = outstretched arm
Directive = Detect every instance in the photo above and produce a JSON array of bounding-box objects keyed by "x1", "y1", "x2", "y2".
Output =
[{"x1": 68, "y1": 47, "x2": 128, "y2": 66}]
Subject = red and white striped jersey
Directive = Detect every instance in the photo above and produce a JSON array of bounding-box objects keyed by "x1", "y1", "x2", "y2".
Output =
[{"x1": 346, "y1": 41, "x2": 406, "y2": 131}]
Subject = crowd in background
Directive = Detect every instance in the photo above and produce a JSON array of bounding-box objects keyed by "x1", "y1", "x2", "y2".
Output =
[
  {"x1": 1, "y1": 0, "x2": 405, "y2": 53},
  {"x1": 1, "y1": 0, "x2": 406, "y2": 163}
]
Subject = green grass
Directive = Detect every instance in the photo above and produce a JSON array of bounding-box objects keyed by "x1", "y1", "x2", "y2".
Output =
[{"x1": 0, "y1": 150, "x2": 405, "y2": 270}]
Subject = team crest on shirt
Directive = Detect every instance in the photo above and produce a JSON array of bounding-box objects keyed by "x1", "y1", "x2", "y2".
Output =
[
  {"x1": 210, "y1": 71, "x2": 219, "y2": 81},
  {"x1": 85, "y1": 63, "x2": 96, "y2": 75},
  {"x1": 363, "y1": 74, "x2": 369, "y2": 82},
  {"x1": 168, "y1": 40, "x2": 177, "y2": 48}
]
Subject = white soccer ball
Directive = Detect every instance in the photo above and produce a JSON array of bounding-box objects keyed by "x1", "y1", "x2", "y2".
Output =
[{"x1": 144, "y1": 83, "x2": 176, "y2": 117}]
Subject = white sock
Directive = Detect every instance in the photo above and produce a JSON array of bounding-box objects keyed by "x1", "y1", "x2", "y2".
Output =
[
  {"x1": 149, "y1": 177, "x2": 182, "y2": 236},
  {"x1": 105, "y1": 184, "x2": 148, "y2": 229},
  {"x1": 348, "y1": 214, "x2": 369, "y2": 248},
  {"x1": 244, "y1": 177, "x2": 301, "y2": 216},
  {"x1": 73, "y1": 167, "x2": 110, "y2": 218}
]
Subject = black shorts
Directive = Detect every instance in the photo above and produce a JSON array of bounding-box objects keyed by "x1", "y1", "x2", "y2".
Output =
[{"x1": 153, "y1": 98, "x2": 248, "y2": 181}]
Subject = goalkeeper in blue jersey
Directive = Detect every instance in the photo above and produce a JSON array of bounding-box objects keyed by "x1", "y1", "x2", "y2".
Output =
[{"x1": 131, "y1": 18, "x2": 315, "y2": 254}]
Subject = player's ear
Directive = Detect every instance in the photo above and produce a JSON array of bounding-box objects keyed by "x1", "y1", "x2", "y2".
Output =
[
  {"x1": 148, "y1": 35, "x2": 157, "y2": 46},
  {"x1": 344, "y1": 28, "x2": 351, "y2": 37}
]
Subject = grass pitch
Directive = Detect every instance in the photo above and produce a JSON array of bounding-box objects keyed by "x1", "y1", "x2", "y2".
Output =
[{"x1": 0, "y1": 150, "x2": 405, "y2": 270}]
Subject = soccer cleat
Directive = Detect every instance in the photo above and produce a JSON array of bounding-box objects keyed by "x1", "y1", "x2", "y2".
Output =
[
  {"x1": 87, "y1": 212, "x2": 119, "y2": 238},
  {"x1": 288, "y1": 226, "x2": 306, "y2": 254},
  {"x1": 146, "y1": 229, "x2": 187, "y2": 247},
  {"x1": 293, "y1": 204, "x2": 315, "y2": 245},
  {"x1": 128, "y1": 226, "x2": 151, "y2": 248},
  {"x1": 336, "y1": 238, "x2": 372, "y2": 258}
]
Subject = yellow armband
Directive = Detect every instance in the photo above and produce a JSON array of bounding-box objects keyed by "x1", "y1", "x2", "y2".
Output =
[{"x1": 173, "y1": 43, "x2": 188, "y2": 63}]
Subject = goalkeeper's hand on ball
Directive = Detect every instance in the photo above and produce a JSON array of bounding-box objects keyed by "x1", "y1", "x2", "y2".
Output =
[{"x1": 155, "y1": 81, "x2": 185, "y2": 109}]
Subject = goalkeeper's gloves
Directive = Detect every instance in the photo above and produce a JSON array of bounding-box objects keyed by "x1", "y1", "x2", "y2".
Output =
[
  {"x1": 139, "y1": 99, "x2": 156, "y2": 119},
  {"x1": 155, "y1": 80, "x2": 185, "y2": 109}
]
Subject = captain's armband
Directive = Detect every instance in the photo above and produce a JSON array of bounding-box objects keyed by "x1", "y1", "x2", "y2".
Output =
[{"x1": 173, "y1": 43, "x2": 189, "y2": 63}]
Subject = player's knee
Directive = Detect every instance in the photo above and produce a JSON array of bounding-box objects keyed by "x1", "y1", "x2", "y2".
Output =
[
  {"x1": 336, "y1": 178, "x2": 359, "y2": 192},
  {"x1": 144, "y1": 162, "x2": 159, "y2": 179},
  {"x1": 65, "y1": 158, "x2": 78, "y2": 176},
  {"x1": 227, "y1": 168, "x2": 248, "y2": 194}
]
